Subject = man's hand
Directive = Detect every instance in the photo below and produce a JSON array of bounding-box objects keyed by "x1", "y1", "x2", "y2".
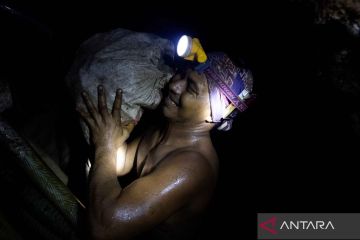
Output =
[{"x1": 77, "y1": 85, "x2": 135, "y2": 155}]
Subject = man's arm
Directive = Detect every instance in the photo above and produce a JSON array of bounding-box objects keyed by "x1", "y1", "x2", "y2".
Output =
[
  {"x1": 77, "y1": 85, "x2": 135, "y2": 203},
  {"x1": 89, "y1": 150, "x2": 213, "y2": 240},
  {"x1": 78, "y1": 85, "x2": 214, "y2": 239}
]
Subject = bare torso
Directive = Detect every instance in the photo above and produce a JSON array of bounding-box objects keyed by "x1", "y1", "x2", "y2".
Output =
[{"x1": 133, "y1": 128, "x2": 219, "y2": 239}]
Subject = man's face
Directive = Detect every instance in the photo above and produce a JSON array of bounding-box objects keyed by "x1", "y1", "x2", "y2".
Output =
[{"x1": 163, "y1": 68, "x2": 211, "y2": 123}]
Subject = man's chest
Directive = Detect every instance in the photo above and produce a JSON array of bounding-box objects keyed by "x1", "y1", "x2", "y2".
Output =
[{"x1": 136, "y1": 144, "x2": 174, "y2": 177}]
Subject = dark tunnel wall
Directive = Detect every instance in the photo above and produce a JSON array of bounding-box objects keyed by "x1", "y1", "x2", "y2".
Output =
[{"x1": 1, "y1": 0, "x2": 360, "y2": 239}]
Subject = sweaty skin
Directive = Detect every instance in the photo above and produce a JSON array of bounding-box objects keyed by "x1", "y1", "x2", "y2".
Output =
[{"x1": 78, "y1": 69, "x2": 219, "y2": 240}]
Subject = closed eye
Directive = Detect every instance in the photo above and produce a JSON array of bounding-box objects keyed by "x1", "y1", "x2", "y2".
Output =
[{"x1": 187, "y1": 82, "x2": 198, "y2": 95}]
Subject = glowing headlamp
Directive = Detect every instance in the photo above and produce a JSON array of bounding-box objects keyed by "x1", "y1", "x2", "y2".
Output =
[
  {"x1": 176, "y1": 35, "x2": 207, "y2": 63},
  {"x1": 176, "y1": 35, "x2": 209, "y2": 72}
]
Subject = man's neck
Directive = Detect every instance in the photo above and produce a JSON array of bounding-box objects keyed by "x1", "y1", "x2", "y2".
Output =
[{"x1": 159, "y1": 121, "x2": 211, "y2": 147}]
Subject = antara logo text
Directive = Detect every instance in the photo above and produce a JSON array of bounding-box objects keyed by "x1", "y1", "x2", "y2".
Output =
[
  {"x1": 280, "y1": 220, "x2": 335, "y2": 230},
  {"x1": 259, "y1": 216, "x2": 335, "y2": 235}
]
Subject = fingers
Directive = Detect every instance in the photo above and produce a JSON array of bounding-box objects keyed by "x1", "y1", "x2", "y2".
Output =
[
  {"x1": 76, "y1": 107, "x2": 95, "y2": 128},
  {"x1": 81, "y1": 87, "x2": 124, "y2": 127},
  {"x1": 81, "y1": 91, "x2": 102, "y2": 124},
  {"x1": 112, "y1": 88, "x2": 122, "y2": 123},
  {"x1": 98, "y1": 85, "x2": 110, "y2": 120}
]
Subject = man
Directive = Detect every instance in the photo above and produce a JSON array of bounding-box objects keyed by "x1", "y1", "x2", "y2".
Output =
[{"x1": 78, "y1": 52, "x2": 254, "y2": 239}]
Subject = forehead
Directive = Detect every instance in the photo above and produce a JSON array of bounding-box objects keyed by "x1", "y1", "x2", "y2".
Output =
[
  {"x1": 177, "y1": 68, "x2": 207, "y2": 85},
  {"x1": 190, "y1": 71, "x2": 211, "y2": 99}
]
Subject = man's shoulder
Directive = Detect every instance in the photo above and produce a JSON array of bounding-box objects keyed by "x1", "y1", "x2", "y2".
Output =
[
  {"x1": 156, "y1": 149, "x2": 217, "y2": 205},
  {"x1": 160, "y1": 149, "x2": 215, "y2": 179},
  {"x1": 168, "y1": 149, "x2": 208, "y2": 163}
]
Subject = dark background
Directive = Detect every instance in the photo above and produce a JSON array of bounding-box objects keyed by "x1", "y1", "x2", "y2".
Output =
[{"x1": 1, "y1": 0, "x2": 359, "y2": 239}]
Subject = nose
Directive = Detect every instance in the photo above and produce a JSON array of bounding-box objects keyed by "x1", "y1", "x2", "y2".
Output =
[{"x1": 169, "y1": 75, "x2": 187, "y2": 95}]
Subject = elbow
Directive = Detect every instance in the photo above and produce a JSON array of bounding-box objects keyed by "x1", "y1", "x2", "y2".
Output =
[
  {"x1": 88, "y1": 216, "x2": 111, "y2": 240},
  {"x1": 88, "y1": 212, "x2": 133, "y2": 240},
  {"x1": 88, "y1": 226, "x2": 108, "y2": 240},
  {"x1": 88, "y1": 207, "x2": 116, "y2": 240},
  {"x1": 88, "y1": 224, "x2": 133, "y2": 240},
  {"x1": 87, "y1": 200, "x2": 144, "y2": 239},
  {"x1": 89, "y1": 220, "x2": 125, "y2": 240}
]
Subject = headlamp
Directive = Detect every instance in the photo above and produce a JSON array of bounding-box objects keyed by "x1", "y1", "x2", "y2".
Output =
[{"x1": 176, "y1": 35, "x2": 209, "y2": 72}]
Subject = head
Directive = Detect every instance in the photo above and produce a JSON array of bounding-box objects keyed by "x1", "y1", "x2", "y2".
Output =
[
  {"x1": 163, "y1": 68, "x2": 212, "y2": 126},
  {"x1": 163, "y1": 52, "x2": 254, "y2": 131}
]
